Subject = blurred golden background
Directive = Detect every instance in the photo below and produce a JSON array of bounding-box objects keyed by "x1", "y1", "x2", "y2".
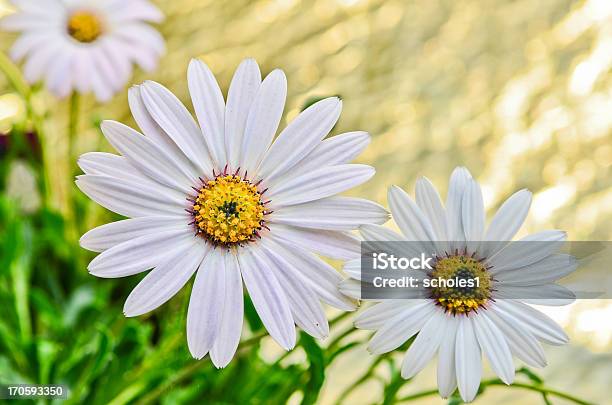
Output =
[{"x1": 0, "y1": 0, "x2": 610, "y2": 404}]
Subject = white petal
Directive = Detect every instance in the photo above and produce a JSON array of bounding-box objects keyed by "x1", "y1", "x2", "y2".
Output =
[
  {"x1": 9, "y1": 0, "x2": 62, "y2": 15},
  {"x1": 269, "y1": 164, "x2": 375, "y2": 208},
  {"x1": 128, "y1": 85, "x2": 169, "y2": 145},
  {"x1": 261, "y1": 236, "x2": 356, "y2": 311},
  {"x1": 114, "y1": 23, "x2": 165, "y2": 55},
  {"x1": 342, "y1": 259, "x2": 362, "y2": 281},
  {"x1": 239, "y1": 246, "x2": 296, "y2": 350},
  {"x1": 258, "y1": 97, "x2": 342, "y2": 182},
  {"x1": 0, "y1": 12, "x2": 59, "y2": 31},
  {"x1": 110, "y1": 0, "x2": 164, "y2": 22},
  {"x1": 87, "y1": 228, "x2": 196, "y2": 278},
  {"x1": 489, "y1": 230, "x2": 567, "y2": 272},
  {"x1": 387, "y1": 186, "x2": 436, "y2": 252},
  {"x1": 240, "y1": 69, "x2": 287, "y2": 175},
  {"x1": 269, "y1": 197, "x2": 388, "y2": 231},
  {"x1": 10, "y1": 31, "x2": 48, "y2": 61},
  {"x1": 23, "y1": 38, "x2": 63, "y2": 83},
  {"x1": 99, "y1": 37, "x2": 132, "y2": 89},
  {"x1": 446, "y1": 167, "x2": 472, "y2": 249},
  {"x1": 495, "y1": 284, "x2": 575, "y2": 306},
  {"x1": 354, "y1": 301, "x2": 416, "y2": 330},
  {"x1": 401, "y1": 310, "x2": 447, "y2": 379},
  {"x1": 128, "y1": 86, "x2": 201, "y2": 182},
  {"x1": 337, "y1": 279, "x2": 362, "y2": 300},
  {"x1": 482, "y1": 189, "x2": 532, "y2": 257},
  {"x1": 117, "y1": 37, "x2": 159, "y2": 72},
  {"x1": 80, "y1": 216, "x2": 186, "y2": 252},
  {"x1": 492, "y1": 300, "x2": 569, "y2": 345},
  {"x1": 262, "y1": 244, "x2": 329, "y2": 339},
  {"x1": 268, "y1": 224, "x2": 360, "y2": 260},
  {"x1": 89, "y1": 61, "x2": 115, "y2": 103},
  {"x1": 437, "y1": 316, "x2": 458, "y2": 398},
  {"x1": 462, "y1": 179, "x2": 485, "y2": 245},
  {"x1": 367, "y1": 300, "x2": 433, "y2": 354},
  {"x1": 473, "y1": 312, "x2": 514, "y2": 384},
  {"x1": 78, "y1": 152, "x2": 154, "y2": 184},
  {"x1": 188, "y1": 59, "x2": 226, "y2": 168},
  {"x1": 76, "y1": 174, "x2": 186, "y2": 218},
  {"x1": 415, "y1": 176, "x2": 447, "y2": 241},
  {"x1": 123, "y1": 241, "x2": 207, "y2": 316},
  {"x1": 487, "y1": 307, "x2": 547, "y2": 368},
  {"x1": 45, "y1": 47, "x2": 74, "y2": 98},
  {"x1": 359, "y1": 224, "x2": 404, "y2": 241},
  {"x1": 187, "y1": 249, "x2": 225, "y2": 359},
  {"x1": 140, "y1": 80, "x2": 213, "y2": 176},
  {"x1": 495, "y1": 254, "x2": 577, "y2": 285},
  {"x1": 90, "y1": 45, "x2": 124, "y2": 94},
  {"x1": 225, "y1": 58, "x2": 261, "y2": 171},
  {"x1": 210, "y1": 252, "x2": 244, "y2": 368},
  {"x1": 274, "y1": 131, "x2": 371, "y2": 186},
  {"x1": 455, "y1": 317, "x2": 481, "y2": 403},
  {"x1": 72, "y1": 47, "x2": 93, "y2": 93},
  {"x1": 100, "y1": 120, "x2": 195, "y2": 193}
]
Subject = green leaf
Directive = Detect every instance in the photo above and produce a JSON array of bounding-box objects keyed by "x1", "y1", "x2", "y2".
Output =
[
  {"x1": 447, "y1": 394, "x2": 464, "y2": 405},
  {"x1": 243, "y1": 295, "x2": 263, "y2": 332},
  {"x1": 299, "y1": 333, "x2": 326, "y2": 405}
]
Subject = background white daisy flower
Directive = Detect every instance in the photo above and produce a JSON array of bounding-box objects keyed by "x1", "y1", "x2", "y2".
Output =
[
  {"x1": 0, "y1": 0, "x2": 165, "y2": 101},
  {"x1": 341, "y1": 167, "x2": 576, "y2": 402},
  {"x1": 77, "y1": 57, "x2": 388, "y2": 367}
]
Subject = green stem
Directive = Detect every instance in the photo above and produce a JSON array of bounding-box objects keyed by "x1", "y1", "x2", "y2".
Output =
[
  {"x1": 111, "y1": 312, "x2": 356, "y2": 405},
  {"x1": 66, "y1": 92, "x2": 82, "y2": 248},
  {"x1": 485, "y1": 381, "x2": 593, "y2": 405},
  {"x1": 0, "y1": 51, "x2": 30, "y2": 98},
  {"x1": 68, "y1": 92, "x2": 80, "y2": 164},
  {"x1": 398, "y1": 377, "x2": 593, "y2": 404}
]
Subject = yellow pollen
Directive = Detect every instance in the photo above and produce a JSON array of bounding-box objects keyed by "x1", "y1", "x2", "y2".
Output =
[
  {"x1": 192, "y1": 175, "x2": 265, "y2": 245},
  {"x1": 67, "y1": 12, "x2": 102, "y2": 43},
  {"x1": 429, "y1": 255, "x2": 492, "y2": 315}
]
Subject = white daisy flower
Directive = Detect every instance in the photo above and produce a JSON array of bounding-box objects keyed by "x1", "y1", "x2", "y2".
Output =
[
  {"x1": 0, "y1": 0, "x2": 165, "y2": 101},
  {"x1": 76, "y1": 57, "x2": 388, "y2": 367},
  {"x1": 342, "y1": 167, "x2": 575, "y2": 402}
]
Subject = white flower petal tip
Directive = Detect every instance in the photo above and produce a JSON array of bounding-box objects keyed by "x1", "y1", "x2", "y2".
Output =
[{"x1": 451, "y1": 166, "x2": 473, "y2": 180}]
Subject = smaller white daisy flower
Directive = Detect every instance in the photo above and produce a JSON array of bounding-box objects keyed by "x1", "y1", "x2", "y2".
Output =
[
  {"x1": 1, "y1": 0, "x2": 165, "y2": 101},
  {"x1": 342, "y1": 167, "x2": 575, "y2": 402}
]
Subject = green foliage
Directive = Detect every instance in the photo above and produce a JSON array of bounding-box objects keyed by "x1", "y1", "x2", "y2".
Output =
[{"x1": 0, "y1": 192, "x2": 342, "y2": 404}]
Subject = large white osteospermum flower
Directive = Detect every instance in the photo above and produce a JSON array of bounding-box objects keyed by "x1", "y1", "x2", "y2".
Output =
[
  {"x1": 77, "y1": 58, "x2": 388, "y2": 367},
  {"x1": 341, "y1": 167, "x2": 576, "y2": 402},
  {"x1": 0, "y1": 0, "x2": 164, "y2": 101}
]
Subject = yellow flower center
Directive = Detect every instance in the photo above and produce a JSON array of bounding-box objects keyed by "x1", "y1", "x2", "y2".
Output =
[
  {"x1": 67, "y1": 11, "x2": 103, "y2": 43},
  {"x1": 191, "y1": 175, "x2": 266, "y2": 246},
  {"x1": 429, "y1": 254, "x2": 492, "y2": 315}
]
